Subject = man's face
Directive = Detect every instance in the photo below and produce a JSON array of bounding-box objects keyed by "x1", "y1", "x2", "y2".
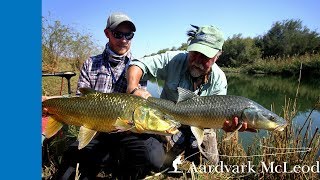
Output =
[
  {"x1": 105, "y1": 22, "x2": 134, "y2": 55},
  {"x1": 187, "y1": 51, "x2": 217, "y2": 77}
]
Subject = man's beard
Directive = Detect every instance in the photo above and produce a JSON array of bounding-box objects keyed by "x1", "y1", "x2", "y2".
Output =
[{"x1": 189, "y1": 63, "x2": 205, "y2": 77}]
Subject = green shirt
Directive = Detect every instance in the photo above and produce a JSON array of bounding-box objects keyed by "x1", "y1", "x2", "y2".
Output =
[{"x1": 130, "y1": 51, "x2": 227, "y2": 101}]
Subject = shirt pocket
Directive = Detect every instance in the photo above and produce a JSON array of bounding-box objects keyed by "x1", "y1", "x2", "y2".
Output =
[{"x1": 90, "y1": 68, "x2": 111, "y2": 89}]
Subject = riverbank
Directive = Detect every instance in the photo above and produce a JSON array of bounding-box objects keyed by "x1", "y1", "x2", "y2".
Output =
[{"x1": 220, "y1": 53, "x2": 320, "y2": 77}]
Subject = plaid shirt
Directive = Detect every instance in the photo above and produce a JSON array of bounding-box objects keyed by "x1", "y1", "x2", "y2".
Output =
[{"x1": 76, "y1": 48, "x2": 146, "y2": 95}]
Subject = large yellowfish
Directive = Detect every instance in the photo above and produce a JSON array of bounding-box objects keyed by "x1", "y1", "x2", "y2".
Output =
[{"x1": 42, "y1": 88, "x2": 180, "y2": 149}]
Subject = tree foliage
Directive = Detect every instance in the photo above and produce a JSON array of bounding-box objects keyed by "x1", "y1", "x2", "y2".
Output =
[
  {"x1": 145, "y1": 19, "x2": 319, "y2": 69},
  {"x1": 157, "y1": 48, "x2": 170, "y2": 54},
  {"x1": 42, "y1": 16, "x2": 100, "y2": 72},
  {"x1": 257, "y1": 19, "x2": 320, "y2": 58},
  {"x1": 218, "y1": 34, "x2": 261, "y2": 67},
  {"x1": 177, "y1": 43, "x2": 188, "y2": 51}
]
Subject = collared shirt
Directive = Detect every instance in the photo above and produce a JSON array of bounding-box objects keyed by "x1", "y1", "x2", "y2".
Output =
[
  {"x1": 76, "y1": 47, "x2": 147, "y2": 95},
  {"x1": 130, "y1": 51, "x2": 227, "y2": 101}
]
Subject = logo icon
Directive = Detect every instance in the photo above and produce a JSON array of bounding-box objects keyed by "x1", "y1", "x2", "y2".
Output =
[{"x1": 168, "y1": 155, "x2": 183, "y2": 173}]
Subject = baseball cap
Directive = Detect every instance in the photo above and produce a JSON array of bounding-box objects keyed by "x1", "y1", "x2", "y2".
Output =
[
  {"x1": 106, "y1": 12, "x2": 136, "y2": 32},
  {"x1": 187, "y1": 25, "x2": 224, "y2": 58}
]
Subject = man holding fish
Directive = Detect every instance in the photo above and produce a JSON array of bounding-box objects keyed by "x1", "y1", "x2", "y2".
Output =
[
  {"x1": 50, "y1": 12, "x2": 169, "y2": 179},
  {"x1": 126, "y1": 25, "x2": 256, "y2": 168}
]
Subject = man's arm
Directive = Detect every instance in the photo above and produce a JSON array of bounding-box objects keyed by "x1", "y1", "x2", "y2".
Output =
[
  {"x1": 76, "y1": 59, "x2": 92, "y2": 95},
  {"x1": 126, "y1": 65, "x2": 143, "y2": 93},
  {"x1": 126, "y1": 65, "x2": 151, "y2": 99}
]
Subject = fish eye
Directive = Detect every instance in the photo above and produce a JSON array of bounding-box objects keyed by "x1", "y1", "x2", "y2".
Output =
[{"x1": 270, "y1": 116, "x2": 275, "y2": 121}]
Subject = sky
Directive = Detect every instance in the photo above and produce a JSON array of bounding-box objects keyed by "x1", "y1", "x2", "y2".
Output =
[{"x1": 42, "y1": 0, "x2": 320, "y2": 58}]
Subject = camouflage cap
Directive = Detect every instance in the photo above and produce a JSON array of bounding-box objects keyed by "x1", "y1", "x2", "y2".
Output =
[{"x1": 187, "y1": 25, "x2": 224, "y2": 58}]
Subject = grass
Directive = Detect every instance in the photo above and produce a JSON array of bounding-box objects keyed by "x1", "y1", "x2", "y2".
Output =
[{"x1": 42, "y1": 60, "x2": 80, "y2": 96}]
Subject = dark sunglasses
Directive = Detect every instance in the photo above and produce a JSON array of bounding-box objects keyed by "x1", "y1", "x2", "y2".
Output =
[{"x1": 111, "y1": 31, "x2": 134, "y2": 40}]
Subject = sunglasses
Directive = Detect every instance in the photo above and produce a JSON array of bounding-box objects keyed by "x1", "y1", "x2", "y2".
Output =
[{"x1": 111, "y1": 31, "x2": 134, "y2": 40}]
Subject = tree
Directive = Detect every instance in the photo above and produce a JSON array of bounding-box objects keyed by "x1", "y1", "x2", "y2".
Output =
[
  {"x1": 42, "y1": 16, "x2": 100, "y2": 71},
  {"x1": 177, "y1": 43, "x2": 188, "y2": 51},
  {"x1": 157, "y1": 48, "x2": 170, "y2": 54},
  {"x1": 42, "y1": 17, "x2": 72, "y2": 71},
  {"x1": 258, "y1": 19, "x2": 320, "y2": 58},
  {"x1": 218, "y1": 34, "x2": 261, "y2": 67}
]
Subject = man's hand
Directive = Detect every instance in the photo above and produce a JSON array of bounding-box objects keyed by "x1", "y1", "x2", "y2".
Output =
[
  {"x1": 131, "y1": 88, "x2": 152, "y2": 99},
  {"x1": 222, "y1": 117, "x2": 257, "y2": 133}
]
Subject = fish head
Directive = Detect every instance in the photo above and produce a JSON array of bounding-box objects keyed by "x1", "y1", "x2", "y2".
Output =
[
  {"x1": 133, "y1": 106, "x2": 181, "y2": 135},
  {"x1": 242, "y1": 106, "x2": 287, "y2": 131}
]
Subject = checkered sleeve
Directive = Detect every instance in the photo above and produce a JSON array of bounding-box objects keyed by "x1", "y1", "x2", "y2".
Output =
[{"x1": 76, "y1": 58, "x2": 92, "y2": 95}]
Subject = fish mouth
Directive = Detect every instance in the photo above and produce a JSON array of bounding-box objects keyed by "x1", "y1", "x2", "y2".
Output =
[{"x1": 274, "y1": 124, "x2": 287, "y2": 131}]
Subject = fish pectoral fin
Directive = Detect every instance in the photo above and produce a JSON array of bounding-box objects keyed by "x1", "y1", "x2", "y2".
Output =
[
  {"x1": 77, "y1": 126, "x2": 97, "y2": 150},
  {"x1": 114, "y1": 117, "x2": 134, "y2": 131},
  {"x1": 44, "y1": 116, "x2": 63, "y2": 139},
  {"x1": 223, "y1": 122, "x2": 243, "y2": 141},
  {"x1": 190, "y1": 126, "x2": 205, "y2": 154},
  {"x1": 133, "y1": 106, "x2": 149, "y2": 132}
]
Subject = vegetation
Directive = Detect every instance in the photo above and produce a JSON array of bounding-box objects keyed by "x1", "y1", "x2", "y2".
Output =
[
  {"x1": 42, "y1": 18, "x2": 320, "y2": 78},
  {"x1": 144, "y1": 19, "x2": 320, "y2": 77},
  {"x1": 242, "y1": 53, "x2": 320, "y2": 76},
  {"x1": 42, "y1": 16, "x2": 102, "y2": 73}
]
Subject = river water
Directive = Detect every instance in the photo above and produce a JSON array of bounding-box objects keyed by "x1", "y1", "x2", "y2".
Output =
[{"x1": 146, "y1": 73, "x2": 320, "y2": 155}]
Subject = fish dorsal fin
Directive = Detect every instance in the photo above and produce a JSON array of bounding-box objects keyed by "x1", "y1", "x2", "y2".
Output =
[
  {"x1": 44, "y1": 116, "x2": 63, "y2": 139},
  {"x1": 77, "y1": 126, "x2": 97, "y2": 149},
  {"x1": 177, "y1": 87, "x2": 198, "y2": 103},
  {"x1": 79, "y1": 88, "x2": 99, "y2": 96}
]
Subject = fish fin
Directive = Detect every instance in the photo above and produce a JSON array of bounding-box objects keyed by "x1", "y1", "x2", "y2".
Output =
[
  {"x1": 177, "y1": 87, "x2": 198, "y2": 103},
  {"x1": 133, "y1": 106, "x2": 148, "y2": 132},
  {"x1": 77, "y1": 126, "x2": 97, "y2": 150},
  {"x1": 44, "y1": 116, "x2": 63, "y2": 139},
  {"x1": 114, "y1": 117, "x2": 134, "y2": 131},
  {"x1": 133, "y1": 106, "x2": 180, "y2": 134},
  {"x1": 223, "y1": 122, "x2": 243, "y2": 141},
  {"x1": 190, "y1": 126, "x2": 205, "y2": 155},
  {"x1": 79, "y1": 88, "x2": 99, "y2": 95}
]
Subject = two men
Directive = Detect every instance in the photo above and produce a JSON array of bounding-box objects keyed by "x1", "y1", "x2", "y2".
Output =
[{"x1": 47, "y1": 12, "x2": 249, "y2": 180}]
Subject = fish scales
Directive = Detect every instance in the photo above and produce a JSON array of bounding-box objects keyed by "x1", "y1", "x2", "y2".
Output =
[
  {"x1": 148, "y1": 95, "x2": 276, "y2": 129},
  {"x1": 148, "y1": 87, "x2": 286, "y2": 160},
  {"x1": 43, "y1": 93, "x2": 147, "y2": 132},
  {"x1": 43, "y1": 89, "x2": 182, "y2": 149}
]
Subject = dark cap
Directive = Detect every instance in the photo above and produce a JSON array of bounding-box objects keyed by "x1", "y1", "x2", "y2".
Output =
[{"x1": 106, "y1": 12, "x2": 136, "y2": 32}]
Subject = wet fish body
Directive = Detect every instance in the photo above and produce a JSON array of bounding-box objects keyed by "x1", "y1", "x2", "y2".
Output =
[
  {"x1": 148, "y1": 88, "x2": 287, "y2": 131},
  {"x1": 43, "y1": 87, "x2": 287, "y2": 151},
  {"x1": 42, "y1": 88, "x2": 180, "y2": 149},
  {"x1": 147, "y1": 87, "x2": 287, "y2": 156}
]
